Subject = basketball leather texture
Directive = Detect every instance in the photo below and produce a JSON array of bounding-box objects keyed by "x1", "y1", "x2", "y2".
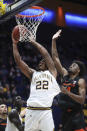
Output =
[{"x1": 12, "y1": 25, "x2": 20, "y2": 41}]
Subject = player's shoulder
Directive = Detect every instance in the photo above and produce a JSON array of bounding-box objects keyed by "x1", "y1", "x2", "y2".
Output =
[
  {"x1": 33, "y1": 70, "x2": 39, "y2": 74},
  {"x1": 78, "y1": 78, "x2": 86, "y2": 84}
]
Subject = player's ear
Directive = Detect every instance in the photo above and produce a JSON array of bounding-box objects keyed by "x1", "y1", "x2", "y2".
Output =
[{"x1": 78, "y1": 68, "x2": 80, "y2": 74}]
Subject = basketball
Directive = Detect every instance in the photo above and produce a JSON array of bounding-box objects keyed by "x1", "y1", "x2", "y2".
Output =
[{"x1": 12, "y1": 25, "x2": 20, "y2": 41}]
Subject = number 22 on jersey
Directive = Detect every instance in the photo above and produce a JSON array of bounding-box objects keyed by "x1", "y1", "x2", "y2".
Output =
[{"x1": 36, "y1": 80, "x2": 49, "y2": 90}]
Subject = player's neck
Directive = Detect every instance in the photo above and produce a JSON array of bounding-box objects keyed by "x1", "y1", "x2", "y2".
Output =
[
  {"x1": 69, "y1": 74, "x2": 78, "y2": 80},
  {"x1": 0, "y1": 114, "x2": 7, "y2": 119}
]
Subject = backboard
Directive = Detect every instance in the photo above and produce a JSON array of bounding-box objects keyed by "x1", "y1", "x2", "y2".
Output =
[{"x1": 0, "y1": 0, "x2": 42, "y2": 24}]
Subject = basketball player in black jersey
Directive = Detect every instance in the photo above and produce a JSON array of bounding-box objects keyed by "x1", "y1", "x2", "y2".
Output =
[
  {"x1": 52, "y1": 30, "x2": 87, "y2": 131},
  {"x1": 0, "y1": 103, "x2": 7, "y2": 131},
  {"x1": 5, "y1": 96, "x2": 24, "y2": 131}
]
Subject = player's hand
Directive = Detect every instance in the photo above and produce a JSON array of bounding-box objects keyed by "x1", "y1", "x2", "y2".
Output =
[
  {"x1": 52, "y1": 29, "x2": 62, "y2": 40},
  {"x1": 29, "y1": 37, "x2": 34, "y2": 43},
  {"x1": 61, "y1": 86, "x2": 68, "y2": 95},
  {"x1": 12, "y1": 34, "x2": 19, "y2": 45}
]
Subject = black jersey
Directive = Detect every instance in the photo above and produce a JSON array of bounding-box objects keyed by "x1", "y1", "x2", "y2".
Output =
[
  {"x1": 58, "y1": 75, "x2": 82, "y2": 111},
  {"x1": 0, "y1": 118, "x2": 7, "y2": 131}
]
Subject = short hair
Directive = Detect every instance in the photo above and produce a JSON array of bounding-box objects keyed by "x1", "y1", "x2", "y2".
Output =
[
  {"x1": 73, "y1": 60, "x2": 86, "y2": 77},
  {"x1": 13, "y1": 96, "x2": 22, "y2": 107},
  {"x1": 40, "y1": 58, "x2": 48, "y2": 69},
  {"x1": 15, "y1": 96, "x2": 21, "y2": 101},
  {"x1": 37, "y1": 58, "x2": 48, "y2": 71}
]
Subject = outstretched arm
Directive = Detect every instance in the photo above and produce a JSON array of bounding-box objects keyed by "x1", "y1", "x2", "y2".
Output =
[
  {"x1": 52, "y1": 30, "x2": 68, "y2": 76},
  {"x1": 29, "y1": 38, "x2": 57, "y2": 78},
  {"x1": 12, "y1": 35, "x2": 35, "y2": 81}
]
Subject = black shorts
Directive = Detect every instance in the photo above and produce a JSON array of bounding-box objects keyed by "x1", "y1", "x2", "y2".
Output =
[{"x1": 62, "y1": 111, "x2": 86, "y2": 131}]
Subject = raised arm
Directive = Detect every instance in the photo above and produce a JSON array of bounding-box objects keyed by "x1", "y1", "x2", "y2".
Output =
[
  {"x1": 52, "y1": 30, "x2": 68, "y2": 76},
  {"x1": 12, "y1": 35, "x2": 35, "y2": 81},
  {"x1": 29, "y1": 38, "x2": 57, "y2": 78}
]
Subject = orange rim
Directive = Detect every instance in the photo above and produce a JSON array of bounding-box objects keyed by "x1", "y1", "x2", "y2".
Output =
[{"x1": 16, "y1": 6, "x2": 45, "y2": 18}]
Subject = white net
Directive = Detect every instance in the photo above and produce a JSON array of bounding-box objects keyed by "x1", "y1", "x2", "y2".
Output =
[{"x1": 15, "y1": 6, "x2": 45, "y2": 42}]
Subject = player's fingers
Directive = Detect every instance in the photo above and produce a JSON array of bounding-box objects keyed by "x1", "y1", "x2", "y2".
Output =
[{"x1": 56, "y1": 30, "x2": 62, "y2": 35}]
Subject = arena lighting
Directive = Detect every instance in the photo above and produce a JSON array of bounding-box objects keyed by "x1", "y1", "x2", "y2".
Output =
[
  {"x1": 65, "y1": 13, "x2": 87, "y2": 28},
  {"x1": 57, "y1": 6, "x2": 65, "y2": 27},
  {"x1": 19, "y1": 8, "x2": 55, "y2": 23},
  {"x1": 43, "y1": 9, "x2": 55, "y2": 23}
]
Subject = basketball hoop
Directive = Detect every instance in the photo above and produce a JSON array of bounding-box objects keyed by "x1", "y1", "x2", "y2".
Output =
[{"x1": 15, "y1": 6, "x2": 45, "y2": 42}]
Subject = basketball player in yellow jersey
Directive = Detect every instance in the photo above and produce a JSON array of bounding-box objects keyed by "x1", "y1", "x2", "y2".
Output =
[{"x1": 12, "y1": 33, "x2": 60, "y2": 131}]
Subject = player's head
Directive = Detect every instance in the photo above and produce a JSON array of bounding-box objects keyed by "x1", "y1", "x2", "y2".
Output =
[
  {"x1": 68, "y1": 60, "x2": 86, "y2": 77},
  {"x1": 13, "y1": 96, "x2": 23, "y2": 112},
  {"x1": 0, "y1": 104, "x2": 7, "y2": 115},
  {"x1": 38, "y1": 58, "x2": 48, "y2": 71}
]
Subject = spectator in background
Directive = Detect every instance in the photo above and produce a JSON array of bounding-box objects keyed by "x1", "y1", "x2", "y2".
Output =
[
  {"x1": 8, "y1": 67, "x2": 16, "y2": 84},
  {"x1": 0, "y1": 86, "x2": 6, "y2": 103},
  {"x1": 0, "y1": 102, "x2": 7, "y2": 131},
  {"x1": 11, "y1": 84, "x2": 18, "y2": 98},
  {"x1": 3, "y1": 84, "x2": 12, "y2": 104},
  {"x1": 0, "y1": 84, "x2": 13, "y2": 105},
  {"x1": 5, "y1": 96, "x2": 24, "y2": 131},
  {"x1": 0, "y1": 64, "x2": 9, "y2": 84}
]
